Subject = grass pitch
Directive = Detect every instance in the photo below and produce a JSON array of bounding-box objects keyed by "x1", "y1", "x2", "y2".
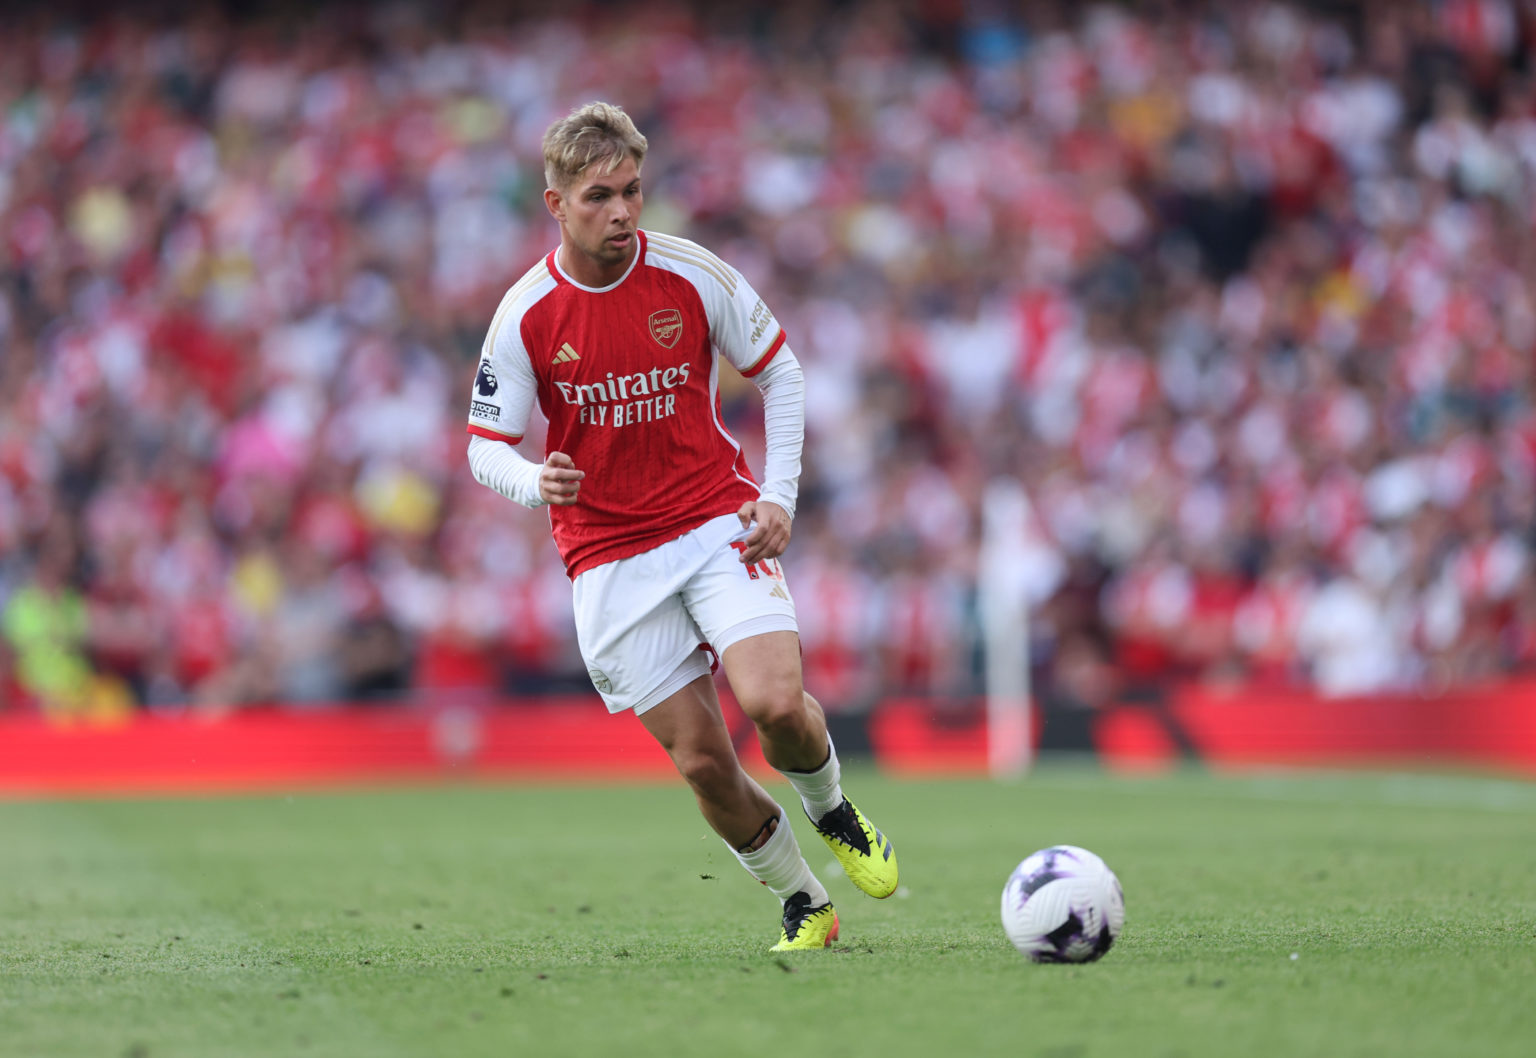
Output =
[{"x1": 2, "y1": 766, "x2": 1534, "y2": 1058}]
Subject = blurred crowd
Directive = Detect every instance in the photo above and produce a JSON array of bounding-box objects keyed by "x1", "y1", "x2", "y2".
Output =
[{"x1": 4, "y1": 0, "x2": 1536, "y2": 722}]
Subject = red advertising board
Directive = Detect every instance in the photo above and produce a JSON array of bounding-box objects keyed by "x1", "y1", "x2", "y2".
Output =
[
  {"x1": 2, "y1": 679, "x2": 1534, "y2": 797},
  {"x1": 0, "y1": 704, "x2": 679, "y2": 797},
  {"x1": 1094, "y1": 681, "x2": 1536, "y2": 774}
]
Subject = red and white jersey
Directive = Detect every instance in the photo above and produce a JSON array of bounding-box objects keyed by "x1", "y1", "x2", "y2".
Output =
[{"x1": 466, "y1": 230, "x2": 788, "y2": 577}]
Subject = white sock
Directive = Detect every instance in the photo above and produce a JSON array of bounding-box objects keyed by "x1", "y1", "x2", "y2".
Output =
[
  {"x1": 781, "y1": 738, "x2": 844, "y2": 823},
  {"x1": 730, "y1": 807, "x2": 829, "y2": 906}
]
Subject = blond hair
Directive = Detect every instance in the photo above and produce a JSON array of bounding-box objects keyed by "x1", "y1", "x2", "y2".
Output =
[{"x1": 542, "y1": 102, "x2": 648, "y2": 191}]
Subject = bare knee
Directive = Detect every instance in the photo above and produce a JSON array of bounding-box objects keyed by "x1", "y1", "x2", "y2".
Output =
[
  {"x1": 671, "y1": 746, "x2": 741, "y2": 800},
  {"x1": 742, "y1": 684, "x2": 814, "y2": 743}
]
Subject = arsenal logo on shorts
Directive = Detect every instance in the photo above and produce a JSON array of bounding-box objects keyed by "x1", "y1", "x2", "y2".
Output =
[{"x1": 649, "y1": 309, "x2": 683, "y2": 349}]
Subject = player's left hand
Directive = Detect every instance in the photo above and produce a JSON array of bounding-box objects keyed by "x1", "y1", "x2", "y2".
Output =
[{"x1": 736, "y1": 500, "x2": 791, "y2": 564}]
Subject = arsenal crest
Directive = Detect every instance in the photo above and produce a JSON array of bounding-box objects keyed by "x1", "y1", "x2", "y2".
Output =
[{"x1": 649, "y1": 308, "x2": 683, "y2": 349}]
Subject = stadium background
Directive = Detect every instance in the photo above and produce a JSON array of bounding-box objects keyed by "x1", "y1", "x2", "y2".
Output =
[{"x1": 3, "y1": 0, "x2": 1536, "y2": 788}]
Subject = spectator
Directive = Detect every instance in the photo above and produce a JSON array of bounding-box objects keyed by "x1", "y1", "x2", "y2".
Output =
[{"x1": 1, "y1": 0, "x2": 1534, "y2": 716}]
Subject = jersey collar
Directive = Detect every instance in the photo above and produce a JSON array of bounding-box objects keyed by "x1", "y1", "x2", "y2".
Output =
[{"x1": 547, "y1": 231, "x2": 647, "y2": 293}]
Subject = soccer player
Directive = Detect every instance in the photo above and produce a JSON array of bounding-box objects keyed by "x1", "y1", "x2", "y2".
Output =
[{"x1": 464, "y1": 102, "x2": 897, "y2": 951}]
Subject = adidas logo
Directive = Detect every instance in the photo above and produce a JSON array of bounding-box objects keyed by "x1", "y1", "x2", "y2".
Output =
[
  {"x1": 769, "y1": 584, "x2": 790, "y2": 601},
  {"x1": 553, "y1": 342, "x2": 581, "y2": 365}
]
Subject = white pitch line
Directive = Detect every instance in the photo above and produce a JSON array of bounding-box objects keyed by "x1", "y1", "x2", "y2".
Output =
[
  {"x1": 1028, "y1": 766, "x2": 1536, "y2": 814},
  {"x1": 1223, "y1": 771, "x2": 1536, "y2": 814}
]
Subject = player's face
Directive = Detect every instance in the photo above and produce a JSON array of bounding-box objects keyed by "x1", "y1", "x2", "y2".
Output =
[{"x1": 547, "y1": 155, "x2": 643, "y2": 285}]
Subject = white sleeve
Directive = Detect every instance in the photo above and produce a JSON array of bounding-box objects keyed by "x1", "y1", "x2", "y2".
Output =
[
  {"x1": 466, "y1": 293, "x2": 538, "y2": 444},
  {"x1": 466, "y1": 282, "x2": 544, "y2": 506},
  {"x1": 467, "y1": 435, "x2": 546, "y2": 509},
  {"x1": 751, "y1": 346, "x2": 804, "y2": 519},
  {"x1": 715, "y1": 274, "x2": 786, "y2": 378}
]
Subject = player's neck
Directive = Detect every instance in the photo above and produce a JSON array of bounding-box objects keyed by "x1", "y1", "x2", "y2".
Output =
[{"x1": 557, "y1": 237, "x2": 639, "y2": 289}]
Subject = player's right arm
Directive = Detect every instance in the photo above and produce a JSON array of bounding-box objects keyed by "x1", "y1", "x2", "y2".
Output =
[
  {"x1": 467, "y1": 439, "x2": 585, "y2": 507},
  {"x1": 465, "y1": 281, "x2": 583, "y2": 507}
]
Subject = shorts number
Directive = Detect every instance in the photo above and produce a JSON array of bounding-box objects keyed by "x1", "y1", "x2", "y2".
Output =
[{"x1": 729, "y1": 541, "x2": 781, "y2": 581}]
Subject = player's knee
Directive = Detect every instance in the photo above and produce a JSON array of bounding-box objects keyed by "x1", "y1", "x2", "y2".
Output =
[
  {"x1": 671, "y1": 746, "x2": 738, "y2": 798},
  {"x1": 744, "y1": 687, "x2": 811, "y2": 742}
]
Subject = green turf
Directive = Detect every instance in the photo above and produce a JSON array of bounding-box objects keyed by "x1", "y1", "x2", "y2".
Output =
[{"x1": 2, "y1": 766, "x2": 1534, "y2": 1058}]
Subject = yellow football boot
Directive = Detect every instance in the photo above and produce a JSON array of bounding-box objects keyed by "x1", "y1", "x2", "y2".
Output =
[
  {"x1": 770, "y1": 892, "x2": 839, "y2": 951},
  {"x1": 812, "y1": 798, "x2": 898, "y2": 899}
]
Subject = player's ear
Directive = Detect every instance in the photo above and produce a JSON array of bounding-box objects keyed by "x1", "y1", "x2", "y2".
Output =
[{"x1": 544, "y1": 186, "x2": 565, "y2": 222}]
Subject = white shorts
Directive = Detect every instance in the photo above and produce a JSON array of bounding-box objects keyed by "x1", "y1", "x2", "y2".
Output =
[{"x1": 570, "y1": 513, "x2": 799, "y2": 714}]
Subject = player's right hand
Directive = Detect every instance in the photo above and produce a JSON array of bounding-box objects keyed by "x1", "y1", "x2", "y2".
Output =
[{"x1": 539, "y1": 452, "x2": 584, "y2": 505}]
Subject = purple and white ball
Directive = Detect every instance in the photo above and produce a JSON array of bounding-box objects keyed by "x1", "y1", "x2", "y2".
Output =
[{"x1": 1001, "y1": 845, "x2": 1125, "y2": 963}]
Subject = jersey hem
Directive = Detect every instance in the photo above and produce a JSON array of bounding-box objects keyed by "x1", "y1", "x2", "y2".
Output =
[{"x1": 559, "y1": 493, "x2": 756, "y2": 579}]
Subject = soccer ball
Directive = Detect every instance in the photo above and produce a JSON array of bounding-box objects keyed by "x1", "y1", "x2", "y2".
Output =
[{"x1": 1001, "y1": 845, "x2": 1125, "y2": 963}]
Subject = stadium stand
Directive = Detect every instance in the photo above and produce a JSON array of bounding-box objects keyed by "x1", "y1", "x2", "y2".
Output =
[{"x1": 2, "y1": 0, "x2": 1535, "y2": 723}]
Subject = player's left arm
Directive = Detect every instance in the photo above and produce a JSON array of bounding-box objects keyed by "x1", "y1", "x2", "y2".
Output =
[
  {"x1": 735, "y1": 349, "x2": 804, "y2": 564},
  {"x1": 701, "y1": 255, "x2": 804, "y2": 565}
]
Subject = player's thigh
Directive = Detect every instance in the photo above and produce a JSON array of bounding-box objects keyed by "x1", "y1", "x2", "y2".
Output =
[
  {"x1": 636, "y1": 674, "x2": 730, "y2": 759},
  {"x1": 718, "y1": 629, "x2": 806, "y2": 713}
]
